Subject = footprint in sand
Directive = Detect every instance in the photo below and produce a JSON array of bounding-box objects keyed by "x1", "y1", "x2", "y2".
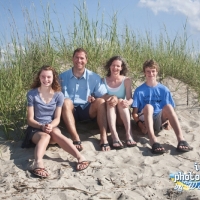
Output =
[{"x1": 189, "y1": 121, "x2": 199, "y2": 128}]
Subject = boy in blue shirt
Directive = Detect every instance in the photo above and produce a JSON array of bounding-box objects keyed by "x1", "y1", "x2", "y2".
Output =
[{"x1": 132, "y1": 59, "x2": 193, "y2": 154}]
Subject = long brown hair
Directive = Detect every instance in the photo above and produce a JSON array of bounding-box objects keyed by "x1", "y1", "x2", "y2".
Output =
[
  {"x1": 104, "y1": 56, "x2": 128, "y2": 77},
  {"x1": 31, "y1": 65, "x2": 61, "y2": 92}
]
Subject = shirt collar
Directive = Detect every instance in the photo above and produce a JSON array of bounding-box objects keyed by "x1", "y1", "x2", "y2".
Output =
[{"x1": 70, "y1": 67, "x2": 87, "y2": 79}]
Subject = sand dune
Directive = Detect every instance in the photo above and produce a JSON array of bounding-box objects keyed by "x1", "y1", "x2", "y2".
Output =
[{"x1": 0, "y1": 77, "x2": 200, "y2": 200}]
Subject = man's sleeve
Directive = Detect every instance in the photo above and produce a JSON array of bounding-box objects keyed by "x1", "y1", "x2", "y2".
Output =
[{"x1": 94, "y1": 77, "x2": 108, "y2": 97}]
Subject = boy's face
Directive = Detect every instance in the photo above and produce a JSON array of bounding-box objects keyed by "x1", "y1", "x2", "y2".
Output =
[{"x1": 144, "y1": 67, "x2": 158, "y2": 80}]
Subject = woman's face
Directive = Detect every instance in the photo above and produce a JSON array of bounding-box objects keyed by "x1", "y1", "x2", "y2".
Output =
[
  {"x1": 109, "y1": 60, "x2": 122, "y2": 75},
  {"x1": 39, "y1": 70, "x2": 53, "y2": 87}
]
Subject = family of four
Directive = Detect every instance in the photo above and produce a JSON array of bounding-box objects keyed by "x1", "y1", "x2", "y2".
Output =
[{"x1": 21, "y1": 48, "x2": 193, "y2": 178}]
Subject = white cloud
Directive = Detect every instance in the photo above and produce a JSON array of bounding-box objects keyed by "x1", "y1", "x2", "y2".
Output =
[{"x1": 139, "y1": 0, "x2": 200, "y2": 32}]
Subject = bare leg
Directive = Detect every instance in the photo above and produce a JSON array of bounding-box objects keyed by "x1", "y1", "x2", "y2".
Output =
[
  {"x1": 62, "y1": 98, "x2": 82, "y2": 151},
  {"x1": 50, "y1": 127, "x2": 89, "y2": 170},
  {"x1": 117, "y1": 100, "x2": 136, "y2": 145},
  {"x1": 89, "y1": 98, "x2": 110, "y2": 151},
  {"x1": 50, "y1": 127, "x2": 85, "y2": 161},
  {"x1": 162, "y1": 104, "x2": 190, "y2": 150},
  {"x1": 31, "y1": 132, "x2": 51, "y2": 176},
  {"x1": 143, "y1": 104, "x2": 165, "y2": 152},
  {"x1": 106, "y1": 102, "x2": 123, "y2": 147}
]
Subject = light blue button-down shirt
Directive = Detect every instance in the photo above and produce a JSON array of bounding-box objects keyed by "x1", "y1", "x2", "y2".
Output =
[{"x1": 59, "y1": 67, "x2": 107, "y2": 108}]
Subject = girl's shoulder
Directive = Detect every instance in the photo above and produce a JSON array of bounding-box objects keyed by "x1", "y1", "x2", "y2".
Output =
[
  {"x1": 27, "y1": 88, "x2": 38, "y2": 96},
  {"x1": 55, "y1": 91, "x2": 64, "y2": 98}
]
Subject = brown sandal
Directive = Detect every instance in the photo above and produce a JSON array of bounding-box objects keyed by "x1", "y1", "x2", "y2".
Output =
[
  {"x1": 76, "y1": 161, "x2": 91, "y2": 171},
  {"x1": 30, "y1": 168, "x2": 49, "y2": 178}
]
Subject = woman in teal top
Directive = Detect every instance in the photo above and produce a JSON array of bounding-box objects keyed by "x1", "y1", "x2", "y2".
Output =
[{"x1": 103, "y1": 56, "x2": 137, "y2": 149}]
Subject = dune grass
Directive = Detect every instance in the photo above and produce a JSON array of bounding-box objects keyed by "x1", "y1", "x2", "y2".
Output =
[{"x1": 0, "y1": 2, "x2": 199, "y2": 140}]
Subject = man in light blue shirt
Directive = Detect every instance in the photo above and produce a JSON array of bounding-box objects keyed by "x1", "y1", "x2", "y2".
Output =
[{"x1": 60, "y1": 48, "x2": 118, "y2": 151}]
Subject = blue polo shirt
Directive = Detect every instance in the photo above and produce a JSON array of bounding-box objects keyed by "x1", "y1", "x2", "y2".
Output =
[{"x1": 59, "y1": 67, "x2": 107, "y2": 108}]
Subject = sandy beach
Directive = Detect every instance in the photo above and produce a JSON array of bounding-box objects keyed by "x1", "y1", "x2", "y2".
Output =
[{"x1": 0, "y1": 77, "x2": 200, "y2": 200}]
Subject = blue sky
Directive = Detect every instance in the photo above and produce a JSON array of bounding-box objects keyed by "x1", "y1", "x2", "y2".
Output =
[{"x1": 0, "y1": 0, "x2": 200, "y2": 51}]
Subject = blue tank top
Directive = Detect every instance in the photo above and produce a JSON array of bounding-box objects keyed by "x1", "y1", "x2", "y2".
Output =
[{"x1": 104, "y1": 77, "x2": 126, "y2": 99}]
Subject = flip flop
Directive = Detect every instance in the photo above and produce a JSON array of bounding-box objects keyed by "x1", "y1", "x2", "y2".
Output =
[
  {"x1": 151, "y1": 142, "x2": 166, "y2": 154},
  {"x1": 76, "y1": 161, "x2": 91, "y2": 171},
  {"x1": 30, "y1": 168, "x2": 49, "y2": 178},
  {"x1": 111, "y1": 141, "x2": 124, "y2": 150},
  {"x1": 73, "y1": 141, "x2": 83, "y2": 151},
  {"x1": 126, "y1": 140, "x2": 137, "y2": 147},
  {"x1": 177, "y1": 140, "x2": 193, "y2": 152},
  {"x1": 100, "y1": 143, "x2": 110, "y2": 151}
]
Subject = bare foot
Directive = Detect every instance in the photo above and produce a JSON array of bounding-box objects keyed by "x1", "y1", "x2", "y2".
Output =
[
  {"x1": 76, "y1": 156, "x2": 90, "y2": 171},
  {"x1": 76, "y1": 161, "x2": 90, "y2": 171},
  {"x1": 100, "y1": 143, "x2": 110, "y2": 151},
  {"x1": 100, "y1": 139, "x2": 111, "y2": 151}
]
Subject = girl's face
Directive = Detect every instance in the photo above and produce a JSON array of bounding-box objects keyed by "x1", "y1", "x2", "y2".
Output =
[
  {"x1": 109, "y1": 60, "x2": 122, "y2": 75},
  {"x1": 39, "y1": 70, "x2": 53, "y2": 87}
]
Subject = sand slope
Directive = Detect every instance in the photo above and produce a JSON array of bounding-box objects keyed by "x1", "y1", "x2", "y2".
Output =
[{"x1": 0, "y1": 77, "x2": 200, "y2": 200}]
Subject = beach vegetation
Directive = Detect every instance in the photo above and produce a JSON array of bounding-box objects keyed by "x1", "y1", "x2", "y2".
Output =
[{"x1": 0, "y1": 2, "x2": 199, "y2": 139}]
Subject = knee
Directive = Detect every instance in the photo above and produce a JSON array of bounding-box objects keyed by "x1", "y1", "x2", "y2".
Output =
[
  {"x1": 62, "y1": 98, "x2": 73, "y2": 111},
  {"x1": 41, "y1": 133, "x2": 51, "y2": 142},
  {"x1": 163, "y1": 104, "x2": 173, "y2": 110},
  {"x1": 49, "y1": 128, "x2": 61, "y2": 140},
  {"x1": 117, "y1": 99, "x2": 124, "y2": 109},
  {"x1": 96, "y1": 97, "x2": 106, "y2": 106},
  {"x1": 163, "y1": 104, "x2": 174, "y2": 114},
  {"x1": 143, "y1": 104, "x2": 154, "y2": 113}
]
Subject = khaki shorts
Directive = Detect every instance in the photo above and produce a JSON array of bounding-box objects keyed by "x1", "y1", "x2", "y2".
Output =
[{"x1": 138, "y1": 110, "x2": 162, "y2": 132}]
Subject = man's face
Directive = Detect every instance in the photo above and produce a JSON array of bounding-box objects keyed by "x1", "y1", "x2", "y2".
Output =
[
  {"x1": 144, "y1": 67, "x2": 158, "y2": 80},
  {"x1": 73, "y1": 51, "x2": 87, "y2": 70}
]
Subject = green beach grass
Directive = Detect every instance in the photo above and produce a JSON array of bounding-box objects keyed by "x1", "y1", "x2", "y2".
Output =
[{"x1": 0, "y1": 2, "x2": 199, "y2": 140}]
